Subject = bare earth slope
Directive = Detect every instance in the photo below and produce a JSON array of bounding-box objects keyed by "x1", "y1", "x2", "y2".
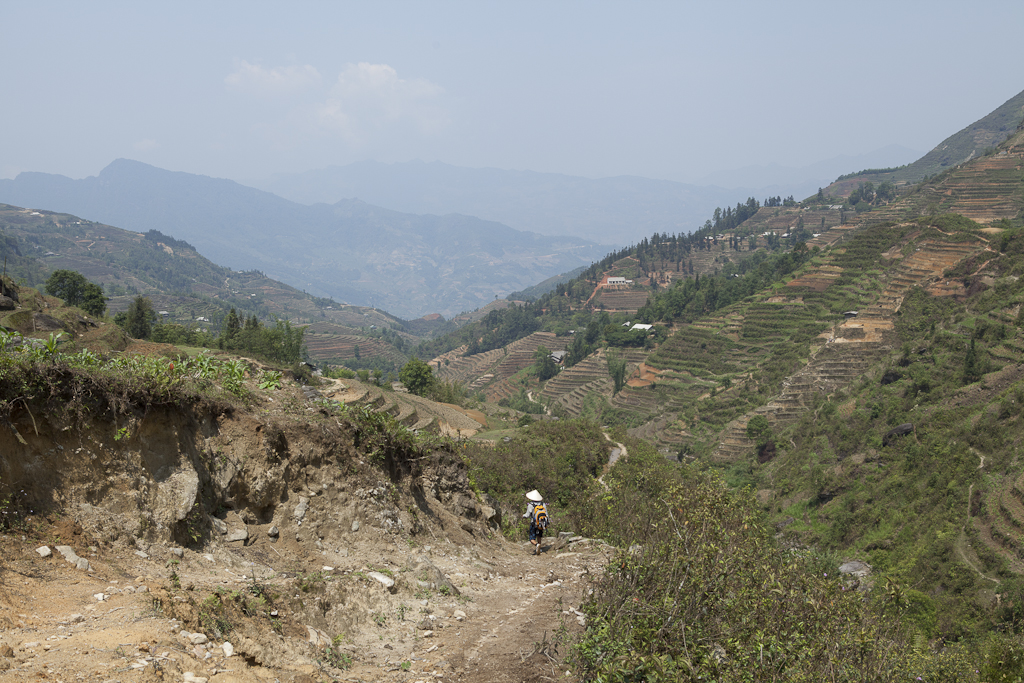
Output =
[{"x1": 0, "y1": 381, "x2": 608, "y2": 682}]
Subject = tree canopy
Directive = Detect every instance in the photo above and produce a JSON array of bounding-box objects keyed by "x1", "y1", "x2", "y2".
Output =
[
  {"x1": 115, "y1": 295, "x2": 156, "y2": 339},
  {"x1": 44, "y1": 269, "x2": 106, "y2": 316},
  {"x1": 399, "y1": 357, "x2": 436, "y2": 396}
]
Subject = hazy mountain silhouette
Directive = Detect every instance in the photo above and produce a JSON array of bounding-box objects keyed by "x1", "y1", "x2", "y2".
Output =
[
  {"x1": 255, "y1": 161, "x2": 755, "y2": 245},
  {"x1": 0, "y1": 160, "x2": 607, "y2": 318}
]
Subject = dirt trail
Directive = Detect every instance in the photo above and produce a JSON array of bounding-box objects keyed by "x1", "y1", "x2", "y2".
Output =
[
  {"x1": 601, "y1": 432, "x2": 628, "y2": 471},
  {"x1": 0, "y1": 366, "x2": 619, "y2": 683},
  {"x1": 0, "y1": 530, "x2": 610, "y2": 682}
]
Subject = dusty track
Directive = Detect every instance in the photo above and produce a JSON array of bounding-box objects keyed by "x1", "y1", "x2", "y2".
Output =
[{"x1": 0, "y1": 529, "x2": 610, "y2": 682}]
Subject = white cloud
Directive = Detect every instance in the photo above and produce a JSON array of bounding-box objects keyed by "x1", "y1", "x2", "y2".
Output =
[
  {"x1": 315, "y1": 62, "x2": 448, "y2": 143},
  {"x1": 225, "y1": 60, "x2": 322, "y2": 95},
  {"x1": 133, "y1": 138, "x2": 159, "y2": 152}
]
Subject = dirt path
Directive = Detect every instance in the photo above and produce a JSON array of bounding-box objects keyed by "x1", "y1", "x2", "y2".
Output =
[
  {"x1": 601, "y1": 432, "x2": 627, "y2": 471},
  {"x1": 0, "y1": 527, "x2": 611, "y2": 682},
  {"x1": 958, "y1": 483, "x2": 1000, "y2": 585}
]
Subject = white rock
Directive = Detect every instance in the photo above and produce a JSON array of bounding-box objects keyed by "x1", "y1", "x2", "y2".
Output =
[
  {"x1": 93, "y1": 593, "x2": 106, "y2": 602},
  {"x1": 452, "y1": 610, "x2": 466, "y2": 621},
  {"x1": 322, "y1": 566, "x2": 334, "y2": 572},
  {"x1": 75, "y1": 558, "x2": 91, "y2": 571},
  {"x1": 55, "y1": 545, "x2": 77, "y2": 561},
  {"x1": 368, "y1": 571, "x2": 396, "y2": 591},
  {"x1": 351, "y1": 520, "x2": 360, "y2": 532},
  {"x1": 134, "y1": 550, "x2": 149, "y2": 559},
  {"x1": 170, "y1": 547, "x2": 184, "y2": 557},
  {"x1": 222, "y1": 641, "x2": 234, "y2": 657},
  {"x1": 183, "y1": 673, "x2": 209, "y2": 683},
  {"x1": 55, "y1": 545, "x2": 86, "y2": 568},
  {"x1": 188, "y1": 632, "x2": 209, "y2": 645},
  {"x1": 202, "y1": 553, "x2": 215, "y2": 562},
  {"x1": 36, "y1": 546, "x2": 51, "y2": 558},
  {"x1": 294, "y1": 497, "x2": 310, "y2": 522},
  {"x1": 225, "y1": 528, "x2": 248, "y2": 543},
  {"x1": 23, "y1": 641, "x2": 40, "y2": 648}
]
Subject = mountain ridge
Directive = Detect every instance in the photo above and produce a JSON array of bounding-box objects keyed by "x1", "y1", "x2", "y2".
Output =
[
  {"x1": 826, "y1": 87, "x2": 1024, "y2": 193},
  {"x1": 0, "y1": 160, "x2": 607, "y2": 318}
]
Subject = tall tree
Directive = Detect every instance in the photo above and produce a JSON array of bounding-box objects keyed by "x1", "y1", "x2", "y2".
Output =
[
  {"x1": 607, "y1": 352, "x2": 627, "y2": 395},
  {"x1": 45, "y1": 269, "x2": 107, "y2": 316},
  {"x1": 400, "y1": 357, "x2": 436, "y2": 396},
  {"x1": 533, "y1": 345, "x2": 558, "y2": 381},
  {"x1": 120, "y1": 296, "x2": 155, "y2": 339}
]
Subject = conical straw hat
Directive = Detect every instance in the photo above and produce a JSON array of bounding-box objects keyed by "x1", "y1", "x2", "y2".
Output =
[{"x1": 526, "y1": 490, "x2": 543, "y2": 501}]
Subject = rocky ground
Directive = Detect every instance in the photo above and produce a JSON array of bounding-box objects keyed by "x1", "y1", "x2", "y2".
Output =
[
  {"x1": 0, "y1": 379, "x2": 613, "y2": 683},
  {"x1": 0, "y1": 524, "x2": 609, "y2": 683}
]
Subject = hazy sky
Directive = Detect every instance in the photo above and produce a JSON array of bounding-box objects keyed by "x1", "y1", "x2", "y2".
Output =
[{"x1": 3, "y1": 1, "x2": 1023, "y2": 185}]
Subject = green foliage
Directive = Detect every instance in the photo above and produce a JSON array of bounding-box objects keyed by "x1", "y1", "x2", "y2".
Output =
[
  {"x1": 533, "y1": 345, "x2": 558, "y2": 381},
  {"x1": 497, "y1": 387, "x2": 546, "y2": 414},
  {"x1": 425, "y1": 378, "x2": 467, "y2": 406},
  {"x1": 463, "y1": 419, "x2": 607, "y2": 518},
  {"x1": 116, "y1": 295, "x2": 156, "y2": 339},
  {"x1": 0, "y1": 340, "x2": 265, "y2": 442},
  {"x1": 399, "y1": 356, "x2": 435, "y2": 396},
  {"x1": 638, "y1": 248, "x2": 813, "y2": 324},
  {"x1": 44, "y1": 269, "x2": 107, "y2": 316},
  {"x1": 573, "y1": 464, "x2": 915, "y2": 681},
  {"x1": 606, "y1": 352, "x2": 627, "y2": 395},
  {"x1": 258, "y1": 369, "x2": 283, "y2": 391},
  {"x1": 150, "y1": 323, "x2": 216, "y2": 347},
  {"x1": 216, "y1": 309, "x2": 305, "y2": 365}
]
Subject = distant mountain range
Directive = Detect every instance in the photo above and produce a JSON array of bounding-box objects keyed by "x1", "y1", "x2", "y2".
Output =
[
  {"x1": 255, "y1": 161, "x2": 749, "y2": 246},
  {"x1": 0, "y1": 160, "x2": 607, "y2": 318},
  {"x1": 252, "y1": 148, "x2": 922, "y2": 246},
  {"x1": 691, "y1": 145, "x2": 922, "y2": 196}
]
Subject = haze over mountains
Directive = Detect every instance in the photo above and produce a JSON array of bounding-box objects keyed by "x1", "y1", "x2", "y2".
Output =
[
  {"x1": 253, "y1": 146, "x2": 921, "y2": 245},
  {"x1": 2, "y1": 87, "x2": 1020, "y2": 321},
  {"x1": 0, "y1": 160, "x2": 606, "y2": 318}
]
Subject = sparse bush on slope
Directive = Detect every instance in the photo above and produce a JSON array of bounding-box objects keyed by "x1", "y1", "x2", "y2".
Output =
[{"x1": 568, "y1": 441, "x2": 1001, "y2": 682}]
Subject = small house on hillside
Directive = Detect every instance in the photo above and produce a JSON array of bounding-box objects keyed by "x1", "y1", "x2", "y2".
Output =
[{"x1": 607, "y1": 276, "x2": 633, "y2": 285}]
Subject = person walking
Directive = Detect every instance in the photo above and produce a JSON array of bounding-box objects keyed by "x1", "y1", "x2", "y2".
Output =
[{"x1": 523, "y1": 489, "x2": 549, "y2": 555}]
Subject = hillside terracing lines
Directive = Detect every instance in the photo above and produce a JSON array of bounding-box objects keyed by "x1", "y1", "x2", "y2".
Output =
[
  {"x1": 539, "y1": 349, "x2": 611, "y2": 416},
  {"x1": 711, "y1": 235, "x2": 986, "y2": 461},
  {"x1": 481, "y1": 332, "x2": 568, "y2": 403},
  {"x1": 323, "y1": 378, "x2": 486, "y2": 436}
]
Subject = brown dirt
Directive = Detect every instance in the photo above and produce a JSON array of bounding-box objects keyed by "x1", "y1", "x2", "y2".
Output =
[{"x1": 0, "y1": 380, "x2": 608, "y2": 682}]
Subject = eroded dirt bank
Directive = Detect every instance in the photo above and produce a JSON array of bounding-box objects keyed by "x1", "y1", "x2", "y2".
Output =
[{"x1": 0, "y1": 387, "x2": 609, "y2": 682}]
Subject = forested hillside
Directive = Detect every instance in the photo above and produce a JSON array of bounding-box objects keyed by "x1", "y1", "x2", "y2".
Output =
[
  {"x1": 410, "y1": 119, "x2": 1024, "y2": 647},
  {"x1": 0, "y1": 203, "x2": 428, "y2": 372}
]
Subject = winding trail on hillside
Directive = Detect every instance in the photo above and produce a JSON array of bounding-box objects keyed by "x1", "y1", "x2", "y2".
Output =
[
  {"x1": 602, "y1": 431, "x2": 628, "y2": 470},
  {"x1": 958, "y1": 483, "x2": 1001, "y2": 585},
  {"x1": 596, "y1": 431, "x2": 629, "y2": 492}
]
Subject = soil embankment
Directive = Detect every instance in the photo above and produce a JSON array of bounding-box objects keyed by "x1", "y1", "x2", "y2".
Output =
[{"x1": 0, "y1": 383, "x2": 608, "y2": 682}]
